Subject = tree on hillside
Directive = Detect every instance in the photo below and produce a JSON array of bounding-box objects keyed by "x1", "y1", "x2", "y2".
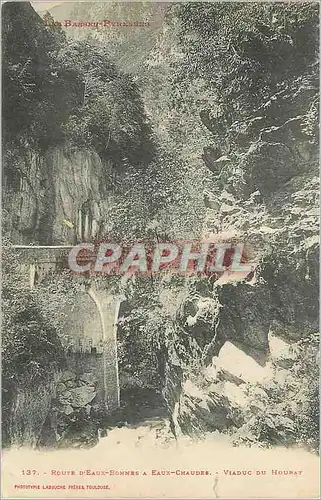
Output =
[
  {"x1": 59, "y1": 40, "x2": 156, "y2": 167},
  {"x1": 2, "y1": 2, "x2": 81, "y2": 152}
]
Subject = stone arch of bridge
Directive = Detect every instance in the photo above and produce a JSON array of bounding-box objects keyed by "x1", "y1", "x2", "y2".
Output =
[
  {"x1": 60, "y1": 284, "x2": 122, "y2": 412},
  {"x1": 13, "y1": 244, "x2": 122, "y2": 413}
]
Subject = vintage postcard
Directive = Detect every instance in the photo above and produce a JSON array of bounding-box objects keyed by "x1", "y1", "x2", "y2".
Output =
[{"x1": 1, "y1": 0, "x2": 320, "y2": 498}]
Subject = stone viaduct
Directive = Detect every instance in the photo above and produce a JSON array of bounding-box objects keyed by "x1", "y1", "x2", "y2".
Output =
[{"x1": 13, "y1": 245, "x2": 122, "y2": 414}]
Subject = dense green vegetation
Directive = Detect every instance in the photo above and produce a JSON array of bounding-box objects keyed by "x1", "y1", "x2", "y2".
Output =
[
  {"x1": 2, "y1": 3, "x2": 155, "y2": 168},
  {"x1": 2, "y1": 3, "x2": 76, "y2": 150},
  {"x1": 2, "y1": 244, "x2": 64, "y2": 446},
  {"x1": 2, "y1": 248, "x2": 65, "y2": 388},
  {"x1": 58, "y1": 39, "x2": 155, "y2": 166},
  {"x1": 2, "y1": 1, "x2": 319, "y2": 452}
]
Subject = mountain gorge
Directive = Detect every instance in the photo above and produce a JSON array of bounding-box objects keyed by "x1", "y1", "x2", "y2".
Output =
[{"x1": 2, "y1": 1, "x2": 319, "y2": 453}]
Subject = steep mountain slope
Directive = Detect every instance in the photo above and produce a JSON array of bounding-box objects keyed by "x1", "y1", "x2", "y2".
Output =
[
  {"x1": 145, "y1": 2, "x2": 319, "y2": 446},
  {"x1": 3, "y1": 1, "x2": 156, "y2": 245},
  {"x1": 2, "y1": 1, "x2": 319, "y2": 453},
  {"x1": 35, "y1": 1, "x2": 169, "y2": 73}
]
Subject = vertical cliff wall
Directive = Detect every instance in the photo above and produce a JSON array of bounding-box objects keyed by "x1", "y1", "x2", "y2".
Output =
[
  {"x1": 4, "y1": 146, "x2": 114, "y2": 245},
  {"x1": 141, "y1": 3, "x2": 319, "y2": 447}
]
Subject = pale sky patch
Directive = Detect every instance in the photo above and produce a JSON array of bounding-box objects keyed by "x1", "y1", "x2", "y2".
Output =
[{"x1": 31, "y1": 1, "x2": 67, "y2": 13}]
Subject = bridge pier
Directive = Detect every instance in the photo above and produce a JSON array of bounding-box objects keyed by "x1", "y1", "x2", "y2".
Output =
[
  {"x1": 29, "y1": 263, "x2": 36, "y2": 289},
  {"x1": 87, "y1": 286, "x2": 122, "y2": 412}
]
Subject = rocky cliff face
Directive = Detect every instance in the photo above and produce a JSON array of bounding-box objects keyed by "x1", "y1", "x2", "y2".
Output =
[
  {"x1": 147, "y1": 3, "x2": 319, "y2": 447},
  {"x1": 2, "y1": 2, "x2": 319, "y2": 452},
  {"x1": 4, "y1": 146, "x2": 112, "y2": 245}
]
